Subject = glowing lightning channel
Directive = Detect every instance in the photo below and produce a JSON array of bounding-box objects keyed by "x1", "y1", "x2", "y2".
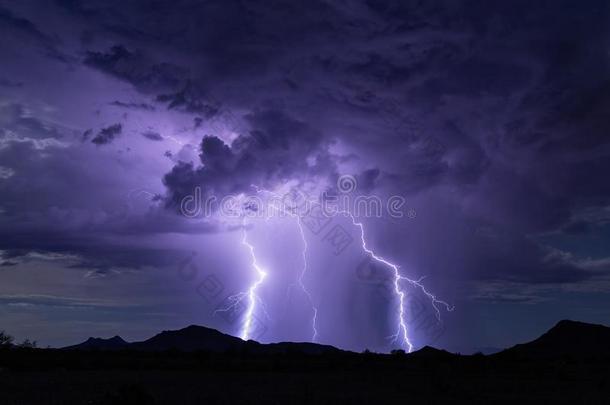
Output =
[
  {"x1": 341, "y1": 211, "x2": 454, "y2": 352},
  {"x1": 213, "y1": 216, "x2": 268, "y2": 341},
  {"x1": 239, "y1": 218, "x2": 268, "y2": 340},
  {"x1": 226, "y1": 185, "x2": 452, "y2": 351},
  {"x1": 253, "y1": 185, "x2": 318, "y2": 342},
  {"x1": 294, "y1": 215, "x2": 319, "y2": 342}
]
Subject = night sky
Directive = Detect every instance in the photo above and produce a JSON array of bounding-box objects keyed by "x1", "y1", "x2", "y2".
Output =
[{"x1": 1, "y1": 0, "x2": 609, "y2": 353}]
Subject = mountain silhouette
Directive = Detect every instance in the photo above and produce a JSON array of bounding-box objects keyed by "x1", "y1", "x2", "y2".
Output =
[
  {"x1": 10, "y1": 319, "x2": 610, "y2": 404},
  {"x1": 407, "y1": 345, "x2": 456, "y2": 359},
  {"x1": 498, "y1": 319, "x2": 610, "y2": 358},
  {"x1": 254, "y1": 341, "x2": 341, "y2": 355},
  {"x1": 129, "y1": 325, "x2": 246, "y2": 352},
  {"x1": 64, "y1": 335, "x2": 128, "y2": 350},
  {"x1": 64, "y1": 324, "x2": 341, "y2": 354},
  {"x1": 63, "y1": 320, "x2": 610, "y2": 358}
]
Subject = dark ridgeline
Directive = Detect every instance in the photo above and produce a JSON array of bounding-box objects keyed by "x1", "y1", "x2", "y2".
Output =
[
  {"x1": 127, "y1": 325, "x2": 244, "y2": 352},
  {"x1": 64, "y1": 336, "x2": 129, "y2": 351},
  {"x1": 497, "y1": 319, "x2": 610, "y2": 358},
  {"x1": 62, "y1": 324, "x2": 343, "y2": 355},
  {"x1": 60, "y1": 319, "x2": 610, "y2": 359},
  {"x1": 404, "y1": 346, "x2": 455, "y2": 359},
  {"x1": 1, "y1": 320, "x2": 609, "y2": 404}
]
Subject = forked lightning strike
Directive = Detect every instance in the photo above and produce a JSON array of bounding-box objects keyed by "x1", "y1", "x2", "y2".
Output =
[
  {"x1": 295, "y1": 217, "x2": 319, "y2": 342},
  {"x1": 254, "y1": 186, "x2": 318, "y2": 342},
  {"x1": 213, "y1": 217, "x2": 268, "y2": 341},
  {"x1": 342, "y1": 212, "x2": 453, "y2": 352},
  {"x1": 239, "y1": 219, "x2": 267, "y2": 340},
  {"x1": 220, "y1": 185, "x2": 453, "y2": 351}
]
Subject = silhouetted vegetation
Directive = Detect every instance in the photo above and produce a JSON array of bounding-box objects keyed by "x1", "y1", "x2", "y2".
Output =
[
  {"x1": 18, "y1": 338, "x2": 37, "y2": 349},
  {"x1": 0, "y1": 330, "x2": 13, "y2": 347},
  {"x1": 0, "y1": 331, "x2": 38, "y2": 349}
]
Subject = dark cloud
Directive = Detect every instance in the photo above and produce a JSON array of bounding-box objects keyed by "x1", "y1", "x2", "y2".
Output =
[
  {"x1": 109, "y1": 100, "x2": 155, "y2": 111},
  {"x1": 2, "y1": 0, "x2": 610, "y2": 349},
  {"x1": 91, "y1": 123, "x2": 122, "y2": 145},
  {"x1": 0, "y1": 5, "x2": 62, "y2": 59},
  {"x1": 163, "y1": 108, "x2": 336, "y2": 208},
  {"x1": 0, "y1": 129, "x2": 223, "y2": 275},
  {"x1": 84, "y1": 45, "x2": 186, "y2": 93},
  {"x1": 4, "y1": 0, "x2": 610, "y2": 271},
  {"x1": 156, "y1": 83, "x2": 219, "y2": 116},
  {"x1": 141, "y1": 131, "x2": 163, "y2": 141},
  {"x1": 0, "y1": 6, "x2": 49, "y2": 41},
  {"x1": 354, "y1": 168, "x2": 380, "y2": 194},
  {"x1": 144, "y1": 0, "x2": 610, "y2": 287}
]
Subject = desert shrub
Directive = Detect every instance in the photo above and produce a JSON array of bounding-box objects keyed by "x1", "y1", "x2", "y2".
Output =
[{"x1": 0, "y1": 331, "x2": 14, "y2": 347}]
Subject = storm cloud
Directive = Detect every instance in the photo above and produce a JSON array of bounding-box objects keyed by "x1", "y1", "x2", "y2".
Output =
[{"x1": 1, "y1": 0, "x2": 609, "y2": 349}]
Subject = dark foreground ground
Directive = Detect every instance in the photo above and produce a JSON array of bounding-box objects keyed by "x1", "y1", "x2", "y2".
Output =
[{"x1": 1, "y1": 348, "x2": 609, "y2": 404}]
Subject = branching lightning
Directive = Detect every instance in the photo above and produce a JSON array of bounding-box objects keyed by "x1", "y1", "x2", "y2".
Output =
[
  {"x1": 214, "y1": 216, "x2": 268, "y2": 341},
  {"x1": 294, "y1": 214, "x2": 319, "y2": 341},
  {"x1": 218, "y1": 184, "x2": 453, "y2": 351},
  {"x1": 341, "y1": 212, "x2": 453, "y2": 352},
  {"x1": 239, "y1": 219, "x2": 268, "y2": 340},
  {"x1": 253, "y1": 186, "x2": 318, "y2": 342}
]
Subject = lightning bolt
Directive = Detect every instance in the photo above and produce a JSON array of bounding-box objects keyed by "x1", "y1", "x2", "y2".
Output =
[
  {"x1": 278, "y1": 187, "x2": 453, "y2": 352},
  {"x1": 214, "y1": 216, "x2": 268, "y2": 341},
  {"x1": 253, "y1": 186, "x2": 319, "y2": 342},
  {"x1": 239, "y1": 218, "x2": 268, "y2": 340},
  {"x1": 219, "y1": 185, "x2": 452, "y2": 351},
  {"x1": 341, "y1": 212, "x2": 453, "y2": 352},
  {"x1": 294, "y1": 214, "x2": 319, "y2": 342}
]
